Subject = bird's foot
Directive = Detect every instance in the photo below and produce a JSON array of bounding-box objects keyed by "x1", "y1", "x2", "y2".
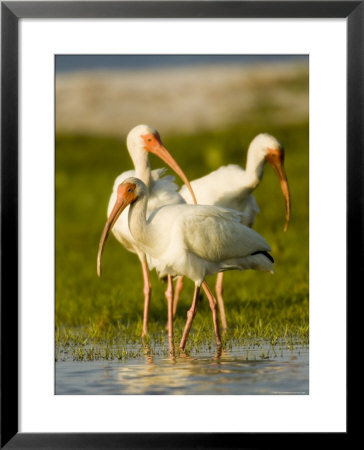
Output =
[{"x1": 213, "y1": 344, "x2": 223, "y2": 360}]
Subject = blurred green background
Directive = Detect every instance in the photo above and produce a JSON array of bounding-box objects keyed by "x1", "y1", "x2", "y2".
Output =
[{"x1": 55, "y1": 56, "x2": 309, "y2": 356}]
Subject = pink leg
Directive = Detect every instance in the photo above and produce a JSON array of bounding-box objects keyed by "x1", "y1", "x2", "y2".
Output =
[
  {"x1": 165, "y1": 275, "x2": 174, "y2": 354},
  {"x1": 141, "y1": 258, "x2": 151, "y2": 338},
  {"x1": 215, "y1": 272, "x2": 227, "y2": 331},
  {"x1": 173, "y1": 276, "x2": 184, "y2": 317},
  {"x1": 202, "y1": 281, "x2": 221, "y2": 346},
  {"x1": 179, "y1": 284, "x2": 200, "y2": 351}
]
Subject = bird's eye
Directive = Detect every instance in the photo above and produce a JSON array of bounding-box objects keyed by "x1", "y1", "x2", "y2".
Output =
[
  {"x1": 147, "y1": 138, "x2": 152, "y2": 142},
  {"x1": 128, "y1": 188, "x2": 133, "y2": 193}
]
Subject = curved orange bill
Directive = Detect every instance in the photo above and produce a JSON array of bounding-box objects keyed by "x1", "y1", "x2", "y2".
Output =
[
  {"x1": 97, "y1": 190, "x2": 134, "y2": 277},
  {"x1": 266, "y1": 151, "x2": 291, "y2": 232},
  {"x1": 145, "y1": 134, "x2": 198, "y2": 205}
]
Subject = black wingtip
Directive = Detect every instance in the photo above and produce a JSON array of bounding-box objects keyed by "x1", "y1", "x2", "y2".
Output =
[{"x1": 251, "y1": 250, "x2": 274, "y2": 263}]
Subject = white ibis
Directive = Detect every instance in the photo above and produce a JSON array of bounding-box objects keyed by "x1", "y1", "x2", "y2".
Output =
[
  {"x1": 97, "y1": 177, "x2": 274, "y2": 351},
  {"x1": 101, "y1": 125, "x2": 197, "y2": 337},
  {"x1": 177, "y1": 133, "x2": 291, "y2": 329}
]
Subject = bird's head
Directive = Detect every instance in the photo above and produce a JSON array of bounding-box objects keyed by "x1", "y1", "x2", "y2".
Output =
[
  {"x1": 97, "y1": 178, "x2": 147, "y2": 278},
  {"x1": 126, "y1": 124, "x2": 197, "y2": 204},
  {"x1": 127, "y1": 124, "x2": 161, "y2": 155},
  {"x1": 250, "y1": 133, "x2": 291, "y2": 232}
]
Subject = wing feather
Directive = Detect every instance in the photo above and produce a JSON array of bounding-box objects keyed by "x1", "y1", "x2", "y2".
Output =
[{"x1": 181, "y1": 205, "x2": 270, "y2": 262}]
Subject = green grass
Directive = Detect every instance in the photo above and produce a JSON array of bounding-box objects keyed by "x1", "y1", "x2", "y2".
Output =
[{"x1": 55, "y1": 120, "x2": 309, "y2": 360}]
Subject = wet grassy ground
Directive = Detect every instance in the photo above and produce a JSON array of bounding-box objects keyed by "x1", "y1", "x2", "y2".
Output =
[{"x1": 55, "y1": 120, "x2": 309, "y2": 393}]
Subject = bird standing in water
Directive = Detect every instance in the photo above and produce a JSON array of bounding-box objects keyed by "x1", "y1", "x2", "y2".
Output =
[
  {"x1": 98, "y1": 177, "x2": 274, "y2": 351},
  {"x1": 101, "y1": 125, "x2": 197, "y2": 337}
]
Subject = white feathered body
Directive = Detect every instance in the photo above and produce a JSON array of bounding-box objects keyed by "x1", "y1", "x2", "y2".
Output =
[
  {"x1": 179, "y1": 165, "x2": 260, "y2": 228},
  {"x1": 128, "y1": 195, "x2": 273, "y2": 286}
]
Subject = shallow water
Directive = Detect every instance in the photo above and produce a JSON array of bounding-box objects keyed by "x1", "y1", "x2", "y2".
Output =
[{"x1": 56, "y1": 344, "x2": 308, "y2": 395}]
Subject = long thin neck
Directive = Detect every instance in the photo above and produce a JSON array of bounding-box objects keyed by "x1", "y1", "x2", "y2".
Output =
[
  {"x1": 135, "y1": 159, "x2": 151, "y2": 188},
  {"x1": 128, "y1": 194, "x2": 152, "y2": 249},
  {"x1": 245, "y1": 146, "x2": 266, "y2": 190},
  {"x1": 129, "y1": 147, "x2": 152, "y2": 188}
]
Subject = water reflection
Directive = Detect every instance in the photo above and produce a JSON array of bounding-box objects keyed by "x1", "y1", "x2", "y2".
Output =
[{"x1": 56, "y1": 344, "x2": 308, "y2": 395}]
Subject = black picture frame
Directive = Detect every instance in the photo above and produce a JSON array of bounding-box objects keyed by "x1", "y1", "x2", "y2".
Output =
[{"x1": 1, "y1": 1, "x2": 357, "y2": 447}]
